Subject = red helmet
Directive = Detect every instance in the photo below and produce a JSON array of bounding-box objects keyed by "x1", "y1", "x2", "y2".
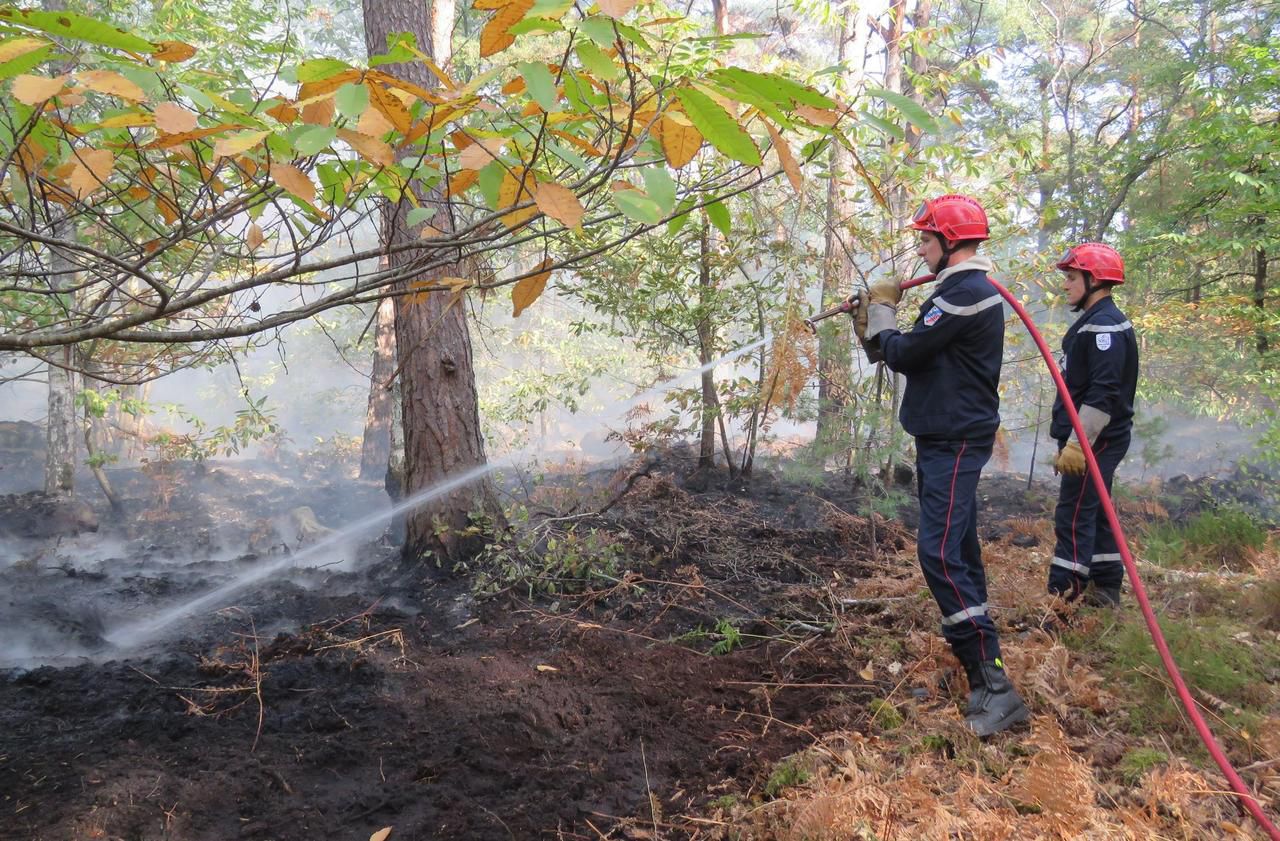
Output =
[
  {"x1": 911, "y1": 194, "x2": 990, "y2": 242},
  {"x1": 1056, "y1": 242, "x2": 1124, "y2": 284}
]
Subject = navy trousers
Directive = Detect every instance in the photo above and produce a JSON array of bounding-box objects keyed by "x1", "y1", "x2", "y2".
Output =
[
  {"x1": 1048, "y1": 437, "x2": 1130, "y2": 597},
  {"x1": 915, "y1": 437, "x2": 1001, "y2": 666}
]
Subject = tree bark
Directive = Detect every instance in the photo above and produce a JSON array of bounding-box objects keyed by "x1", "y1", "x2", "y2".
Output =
[
  {"x1": 45, "y1": 343, "x2": 76, "y2": 498},
  {"x1": 815, "y1": 4, "x2": 868, "y2": 453},
  {"x1": 363, "y1": 0, "x2": 498, "y2": 565},
  {"x1": 358, "y1": 296, "x2": 396, "y2": 480},
  {"x1": 711, "y1": 0, "x2": 728, "y2": 35},
  {"x1": 1254, "y1": 240, "x2": 1268, "y2": 355},
  {"x1": 696, "y1": 223, "x2": 718, "y2": 470}
]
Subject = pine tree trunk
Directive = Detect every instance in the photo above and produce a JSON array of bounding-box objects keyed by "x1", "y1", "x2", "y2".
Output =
[
  {"x1": 1255, "y1": 241, "x2": 1268, "y2": 355},
  {"x1": 814, "y1": 4, "x2": 867, "y2": 453},
  {"x1": 359, "y1": 296, "x2": 396, "y2": 480},
  {"x1": 696, "y1": 224, "x2": 718, "y2": 470},
  {"x1": 363, "y1": 0, "x2": 498, "y2": 565},
  {"x1": 45, "y1": 345, "x2": 76, "y2": 498}
]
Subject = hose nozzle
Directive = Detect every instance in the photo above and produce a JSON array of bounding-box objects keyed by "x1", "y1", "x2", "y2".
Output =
[{"x1": 803, "y1": 298, "x2": 857, "y2": 332}]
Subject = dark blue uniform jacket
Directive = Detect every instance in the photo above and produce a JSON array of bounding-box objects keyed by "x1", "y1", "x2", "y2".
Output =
[
  {"x1": 1050, "y1": 296, "x2": 1138, "y2": 443},
  {"x1": 874, "y1": 268, "x2": 1004, "y2": 440}
]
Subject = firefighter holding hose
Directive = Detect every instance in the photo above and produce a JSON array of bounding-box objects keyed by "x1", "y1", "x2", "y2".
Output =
[
  {"x1": 851, "y1": 194, "x2": 1030, "y2": 737},
  {"x1": 1047, "y1": 243, "x2": 1139, "y2": 606}
]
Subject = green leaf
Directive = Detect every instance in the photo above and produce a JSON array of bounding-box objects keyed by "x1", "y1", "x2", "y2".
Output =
[
  {"x1": 701, "y1": 80, "x2": 791, "y2": 128},
  {"x1": 335, "y1": 83, "x2": 369, "y2": 119},
  {"x1": 578, "y1": 17, "x2": 618, "y2": 47},
  {"x1": 0, "y1": 44, "x2": 54, "y2": 81},
  {"x1": 508, "y1": 17, "x2": 564, "y2": 35},
  {"x1": 296, "y1": 58, "x2": 352, "y2": 83},
  {"x1": 406, "y1": 207, "x2": 435, "y2": 227},
  {"x1": 575, "y1": 41, "x2": 619, "y2": 82},
  {"x1": 613, "y1": 190, "x2": 664, "y2": 225},
  {"x1": 705, "y1": 199, "x2": 731, "y2": 237},
  {"x1": 865, "y1": 88, "x2": 938, "y2": 134},
  {"x1": 479, "y1": 161, "x2": 505, "y2": 209},
  {"x1": 675, "y1": 87, "x2": 761, "y2": 166},
  {"x1": 369, "y1": 33, "x2": 417, "y2": 67},
  {"x1": 610, "y1": 22, "x2": 653, "y2": 51},
  {"x1": 530, "y1": 0, "x2": 575, "y2": 16},
  {"x1": 0, "y1": 8, "x2": 155, "y2": 53},
  {"x1": 518, "y1": 61, "x2": 559, "y2": 112},
  {"x1": 859, "y1": 110, "x2": 906, "y2": 141},
  {"x1": 641, "y1": 166, "x2": 675, "y2": 214},
  {"x1": 546, "y1": 139, "x2": 589, "y2": 171},
  {"x1": 293, "y1": 125, "x2": 337, "y2": 156},
  {"x1": 179, "y1": 83, "x2": 215, "y2": 112},
  {"x1": 708, "y1": 68, "x2": 836, "y2": 109},
  {"x1": 667, "y1": 197, "x2": 696, "y2": 236}
]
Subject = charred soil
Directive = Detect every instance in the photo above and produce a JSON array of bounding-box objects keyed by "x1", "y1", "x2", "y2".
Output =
[{"x1": 1, "y1": 457, "x2": 903, "y2": 841}]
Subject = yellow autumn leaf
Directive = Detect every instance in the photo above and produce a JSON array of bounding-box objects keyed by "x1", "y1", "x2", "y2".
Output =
[
  {"x1": 367, "y1": 83, "x2": 412, "y2": 133},
  {"x1": 78, "y1": 70, "x2": 148, "y2": 102},
  {"x1": 12, "y1": 73, "x2": 67, "y2": 105},
  {"x1": 763, "y1": 120, "x2": 802, "y2": 192},
  {"x1": 597, "y1": 0, "x2": 638, "y2": 17},
  {"x1": 356, "y1": 105, "x2": 395, "y2": 138},
  {"x1": 446, "y1": 169, "x2": 478, "y2": 197},
  {"x1": 213, "y1": 129, "x2": 269, "y2": 159},
  {"x1": 153, "y1": 40, "x2": 197, "y2": 62},
  {"x1": 336, "y1": 129, "x2": 394, "y2": 168},
  {"x1": 301, "y1": 96, "x2": 336, "y2": 127},
  {"x1": 511, "y1": 258, "x2": 553, "y2": 318},
  {"x1": 479, "y1": 0, "x2": 535, "y2": 58},
  {"x1": 535, "y1": 664, "x2": 558, "y2": 672},
  {"x1": 369, "y1": 828, "x2": 393, "y2": 841},
  {"x1": 534, "y1": 181, "x2": 584, "y2": 229},
  {"x1": 154, "y1": 101, "x2": 198, "y2": 135},
  {"x1": 654, "y1": 111, "x2": 702, "y2": 169},
  {"x1": 0, "y1": 37, "x2": 48, "y2": 64},
  {"x1": 857, "y1": 663, "x2": 874, "y2": 681},
  {"x1": 498, "y1": 168, "x2": 537, "y2": 228},
  {"x1": 97, "y1": 112, "x2": 154, "y2": 129},
  {"x1": 269, "y1": 163, "x2": 316, "y2": 203},
  {"x1": 246, "y1": 223, "x2": 264, "y2": 251},
  {"x1": 458, "y1": 137, "x2": 505, "y2": 170},
  {"x1": 795, "y1": 104, "x2": 839, "y2": 127},
  {"x1": 65, "y1": 148, "x2": 114, "y2": 200}
]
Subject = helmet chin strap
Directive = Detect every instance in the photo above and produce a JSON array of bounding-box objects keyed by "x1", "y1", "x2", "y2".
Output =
[
  {"x1": 933, "y1": 238, "x2": 959, "y2": 274},
  {"x1": 1072, "y1": 272, "x2": 1097, "y2": 312}
]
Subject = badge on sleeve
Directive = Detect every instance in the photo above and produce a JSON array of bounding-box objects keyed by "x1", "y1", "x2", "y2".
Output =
[
  {"x1": 1096, "y1": 333, "x2": 1112, "y2": 351},
  {"x1": 923, "y1": 306, "x2": 943, "y2": 327}
]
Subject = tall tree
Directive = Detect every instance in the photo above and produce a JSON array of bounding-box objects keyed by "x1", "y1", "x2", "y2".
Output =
[
  {"x1": 815, "y1": 2, "x2": 870, "y2": 453},
  {"x1": 358, "y1": 295, "x2": 396, "y2": 480},
  {"x1": 361, "y1": 0, "x2": 500, "y2": 564}
]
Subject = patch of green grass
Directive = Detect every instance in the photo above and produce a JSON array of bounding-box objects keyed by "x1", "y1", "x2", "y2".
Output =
[
  {"x1": 868, "y1": 697, "x2": 904, "y2": 730},
  {"x1": 1117, "y1": 747, "x2": 1168, "y2": 785},
  {"x1": 711, "y1": 794, "x2": 740, "y2": 810},
  {"x1": 1090, "y1": 613, "x2": 1279, "y2": 742},
  {"x1": 1142, "y1": 507, "x2": 1267, "y2": 570},
  {"x1": 764, "y1": 755, "x2": 812, "y2": 798}
]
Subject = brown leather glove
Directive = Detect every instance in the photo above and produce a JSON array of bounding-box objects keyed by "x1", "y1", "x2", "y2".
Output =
[
  {"x1": 1054, "y1": 441, "x2": 1086, "y2": 476},
  {"x1": 851, "y1": 290, "x2": 870, "y2": 341},
  {"x1": 868, "y1": 277, "x2": 903, "y2": 307}
]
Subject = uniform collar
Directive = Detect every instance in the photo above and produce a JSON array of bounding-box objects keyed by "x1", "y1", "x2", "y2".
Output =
[
  {"x1": 934, "y1": 255, "x2": 994, "y2": 288},
  {"x1": 1080, "y1": 295, "x2": 1118, "y2": 320}
]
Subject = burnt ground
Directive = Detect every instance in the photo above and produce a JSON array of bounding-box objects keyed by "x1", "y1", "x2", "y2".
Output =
[
  {"x1": 4, "y1": 452, "x2": 1268, "y2": 841},
  {"x1": 0, "y1": 453, "x2": 938, "y2": 841}
]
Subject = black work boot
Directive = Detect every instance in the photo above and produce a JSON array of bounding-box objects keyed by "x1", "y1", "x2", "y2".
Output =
[
  {"x1": 1084, "y1": 584, "x2": 1122, "y2": 607},
  {"x1": 963, "y1": 661, "x2": 986, "y2": 716},
  {"x1": 964, "y1": 660, "x2": 1031, "y2": 737}
]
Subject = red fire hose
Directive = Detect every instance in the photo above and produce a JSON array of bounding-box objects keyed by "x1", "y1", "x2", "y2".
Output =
[{"x1": 851, "y1": 271, "x2": 1280, "y2": 838}]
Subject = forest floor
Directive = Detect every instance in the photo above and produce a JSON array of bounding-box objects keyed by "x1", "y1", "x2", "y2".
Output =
[{"x1": 1, "y1": 448, "x2": 1279, "y2": 841}]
